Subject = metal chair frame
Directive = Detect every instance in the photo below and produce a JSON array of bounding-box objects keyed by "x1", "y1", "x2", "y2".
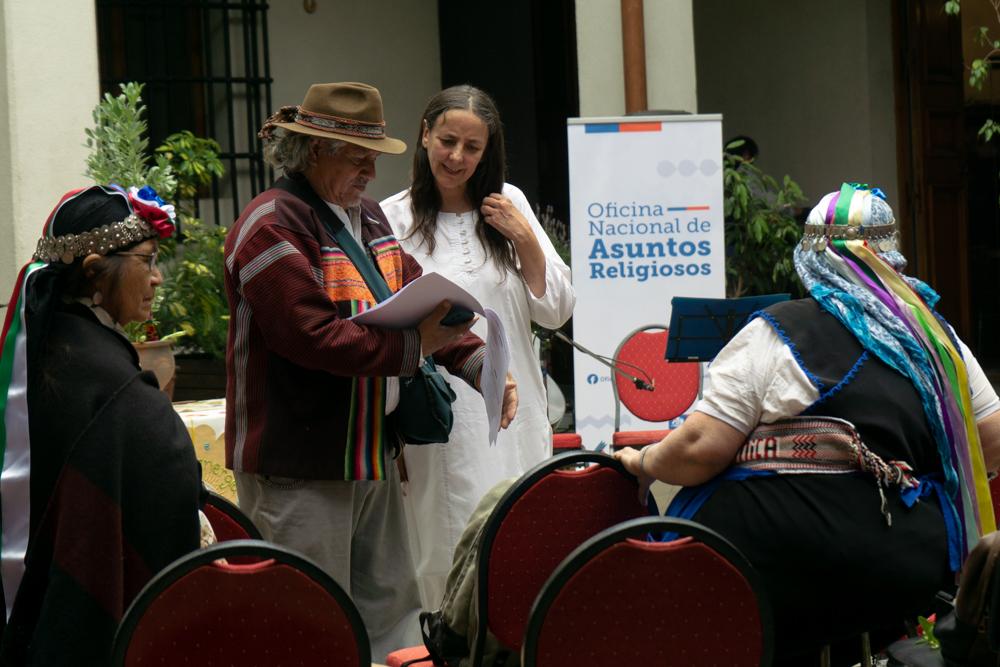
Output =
[
  {"x1": 112, "y1": 539, "x2": 371, "y2": 666},
  {"x1": 522, "y1": 516, "x2": 774, "y2": 667},
  {"x1": 469, "y1": 451, "x2": 642, "y2": 667},
  {"x1": 202, "y1": 488, "x2": 264, "y2": 540}
]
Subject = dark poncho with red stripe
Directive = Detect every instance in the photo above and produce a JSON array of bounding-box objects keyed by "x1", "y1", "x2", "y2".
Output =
[{"x1": 0, "y1": 303, "x2": 201, "y2": 665}]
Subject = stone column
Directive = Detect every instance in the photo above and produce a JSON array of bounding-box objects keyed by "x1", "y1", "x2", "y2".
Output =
[{"x1": 0, "y1": 0, "x2": 99, "y2": 295}]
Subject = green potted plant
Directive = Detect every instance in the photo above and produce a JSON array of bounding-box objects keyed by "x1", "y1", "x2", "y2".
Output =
[
  {"x1": 84, "y1": 82, "x2": 228, "y2": 398},
  {"x1": 152, "y1": 130, "x2": 228, "y2": 379},
  {"x1": 722, "y1": 142, "x2": 807, "y2": 298}
]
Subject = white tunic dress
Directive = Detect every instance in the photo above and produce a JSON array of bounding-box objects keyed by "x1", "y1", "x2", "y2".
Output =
[{"x1": 381, "y1": 183, "x2": 575, "y2": 608}]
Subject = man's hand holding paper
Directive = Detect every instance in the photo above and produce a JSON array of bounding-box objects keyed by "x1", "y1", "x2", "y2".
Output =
[{"x1": 351, "y1": 272, "x2": 513, "y2": 442}]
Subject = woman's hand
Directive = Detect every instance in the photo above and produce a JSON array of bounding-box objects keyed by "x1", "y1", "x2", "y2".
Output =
[
  {"x1": 473, "y1": 370, "x2": 519, "y2": 429},
  {"x1": 613, "y1": 413, "x2": 746, "y2": 488},
  {"x1": 417, "y1": 300, "x2": 477, "y2": 356},
  {"x1": 614, "y1": 446, "x2": 654, "y2": 505},
  {"x1": 481, "y1": 193, "x2": 547, "y2": 297},
  {"x1": 481, "y1": 194, "x2": 532, "y2": 243},
  {"x1": 500, "y1": 372, "x2": 518, "y2": 429}
]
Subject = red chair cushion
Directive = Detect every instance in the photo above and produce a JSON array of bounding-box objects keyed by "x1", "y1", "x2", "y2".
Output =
[
  {"x1": 202, "y1": 503, "x2": 251, "y2": 542},
  {"x1": 125, "y1": 561, "x2": 362, "y2": 666},
  {"x1": 486, "y1": 465, "x2": 645, "y2": 649},
  {"x1": 552, "y1": 433, "x2": 582, "y2": 450},
  {"x1": 612, "y1": 429, "x2": 671, "y2": 447},
  {"x1": 534, "y1": 539, "x2": 764, "y2": 665},
  {"x1": 386, "y1": 645, "x2": 433, "y2": 667}
]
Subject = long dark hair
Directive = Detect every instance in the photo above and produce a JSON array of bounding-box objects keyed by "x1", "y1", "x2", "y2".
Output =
[{"x1": 407, "y1": 85, "x2": 517, "y2": 275}]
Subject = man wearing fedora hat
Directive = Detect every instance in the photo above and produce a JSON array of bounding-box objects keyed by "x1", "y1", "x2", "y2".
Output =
[{"x1": 222, "y1": 82, "x2": 504, "y2": 657}]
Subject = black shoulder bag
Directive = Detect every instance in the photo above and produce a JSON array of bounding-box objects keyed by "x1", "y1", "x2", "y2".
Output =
[{"x1": 273, "y1": 177, "x2": 456, "y2": 445}]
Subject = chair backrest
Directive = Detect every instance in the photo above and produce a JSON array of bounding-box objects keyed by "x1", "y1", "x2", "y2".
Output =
[
  {"x1": 112, "y1": 540, "x2": 371, "y2": 667},
  {"x1": 990, "y1": 476, "x2": 1000, "y2": 521},
  {"x1": 522, "y1": 517, "x2": 774, "y2": 667},
  {"x1": 202, "y1": 489, "x2": 263, "y2": 542},
  {"x1": 612, "y1": 325, "x2": 701, "y2": 431},
  {"x1": 551, "y1": 432, "x2": 582, "y2": 451},
  {"x1": 472, "y1": 452, "x2": 646, "y2": 665}
]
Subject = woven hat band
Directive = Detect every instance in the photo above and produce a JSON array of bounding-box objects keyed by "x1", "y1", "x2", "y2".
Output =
[{"x1": 295, "y1": 108, "x2": 386, "y2": 139}]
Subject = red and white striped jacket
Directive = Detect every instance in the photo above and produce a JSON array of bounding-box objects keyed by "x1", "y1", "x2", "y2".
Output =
[{"x1": 223, "y1": 187, "x2": 485, "y2": 481}]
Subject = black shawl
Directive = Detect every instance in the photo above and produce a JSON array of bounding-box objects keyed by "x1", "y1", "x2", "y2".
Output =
[{"x1": 0, "y1": 303, "x2": 202, "y2": 665}]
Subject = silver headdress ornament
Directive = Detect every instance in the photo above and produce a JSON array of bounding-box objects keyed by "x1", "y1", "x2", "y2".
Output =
[
  {"x1": 800, "y1": 185, "x2": 899, "y2": 254},
  {"x1": 31, "y1": 185, "x2": 175, "y2": 264},
  {"x1": 801, "y1": 220, "x2": 899, "y2": 254},
  {"x1": 33, "y1": 214, "x2": 156, "y2": 264}
]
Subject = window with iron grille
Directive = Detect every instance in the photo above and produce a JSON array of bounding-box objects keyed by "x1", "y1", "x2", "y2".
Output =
[{"x1": 96, "y1": 0, "x2": 273, "y2": 225}]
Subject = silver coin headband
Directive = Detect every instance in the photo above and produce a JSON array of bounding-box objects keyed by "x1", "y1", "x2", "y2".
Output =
[
  {"x1": 801, "y1": 220, "x2": 899, "y2": 254},
  {"x1": 33, "y1": 213, "x2": 157, "y2": 265}
]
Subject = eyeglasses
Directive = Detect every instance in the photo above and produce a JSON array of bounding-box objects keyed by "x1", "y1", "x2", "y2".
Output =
[{"x1": 118, "y1": 250, "x2": 159, "y2": 271}]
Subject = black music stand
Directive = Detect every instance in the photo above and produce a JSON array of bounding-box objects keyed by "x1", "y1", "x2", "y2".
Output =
[{"x1": 665, "y1": 294, "x2": 790, "y2": 362}]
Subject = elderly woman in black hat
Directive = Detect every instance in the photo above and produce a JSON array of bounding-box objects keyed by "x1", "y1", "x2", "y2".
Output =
[
  {"x1": 225, "y1": 81, "x2": 514, "y2": 658},
  {"x1": 0, "y1": 184, "x2": 203, "y2": 663}
]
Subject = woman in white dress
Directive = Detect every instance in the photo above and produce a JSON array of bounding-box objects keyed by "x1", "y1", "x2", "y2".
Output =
[{"x1": 381, "y1": 85, "x2": 575, "y2": 609}]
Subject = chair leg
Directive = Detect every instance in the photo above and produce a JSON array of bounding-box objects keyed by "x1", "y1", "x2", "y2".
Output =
[{"x1": 820, "y1": 644, "x2": 831, "y2": 667}]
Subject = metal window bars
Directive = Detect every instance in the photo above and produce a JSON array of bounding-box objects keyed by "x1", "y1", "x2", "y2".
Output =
[{"x1": 96, "y1": 0, "x2": 273, "y2": 226}]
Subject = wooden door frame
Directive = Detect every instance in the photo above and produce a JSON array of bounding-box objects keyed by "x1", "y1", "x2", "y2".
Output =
[{"x1": 892, "y1": 0, "x2": 972, "y2": 337}]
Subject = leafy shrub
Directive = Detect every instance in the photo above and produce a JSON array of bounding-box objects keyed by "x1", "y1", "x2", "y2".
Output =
[
  {"x1": 723, "y1": 148, "x2": 807, "y2": 298},
  {"x1": 85, "y1": 82, "x2": 228, "y2": 357}
]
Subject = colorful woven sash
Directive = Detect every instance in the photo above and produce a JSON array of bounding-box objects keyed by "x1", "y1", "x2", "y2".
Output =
[
  {"x1": 665, "y1": 416, "x2": 962, "y2": 564},
  {"x1": 736, "y1": 417, "x2": 919, "y2": 526}
]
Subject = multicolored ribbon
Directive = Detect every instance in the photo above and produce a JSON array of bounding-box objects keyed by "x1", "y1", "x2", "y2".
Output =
[
  {"x1": 804, "y1": 183, "x2": 994, "y2": 563},
  {"x1": 0, "y1": 262, "x2": 43, "y2": 619}
]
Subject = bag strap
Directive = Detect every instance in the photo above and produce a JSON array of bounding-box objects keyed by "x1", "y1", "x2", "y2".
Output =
[
  {"x1": 272, "y1": 176, "x2": 393, "y2": 302},
  {"x1": 273, "y1": 176, "x2": 436, "y2": 369}
]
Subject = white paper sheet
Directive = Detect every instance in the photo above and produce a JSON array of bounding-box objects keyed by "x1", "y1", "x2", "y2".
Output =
[
  {"x1": 480, "y1": 308, "x2": 510, "y2": 444},
  {"x1": 349, "y1": 272, "x2": 482, "y2": 327},
  {"x1": 349, "y1": 272, "x2": 510, "y2": 442}
]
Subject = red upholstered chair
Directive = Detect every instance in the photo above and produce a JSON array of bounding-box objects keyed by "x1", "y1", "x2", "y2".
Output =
[
  {"x1": 611, "y1": 325, "x2": 701, "y2": 450},
  {"x1": 522, "y1": 516, "x2": 774, "y2": 667},
  {"x1": 551, "y1": 432, "x2": 582, "y2": 452},
  {"x1": 112, "y1": 540, "x2": 371, "y2": 667},
  {"x1": 202, "y1": 489, "x2": 263, "y2": 542},
  {"x1": 385, "y1": 451, "x2": 646, "y2": 667}
]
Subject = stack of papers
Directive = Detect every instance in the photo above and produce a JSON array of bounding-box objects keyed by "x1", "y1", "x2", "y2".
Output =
[{"x1": 349, "y1": 272, "x2": 511, "y2": 443}]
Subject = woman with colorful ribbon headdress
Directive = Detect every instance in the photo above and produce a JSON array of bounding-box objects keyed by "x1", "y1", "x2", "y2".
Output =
[
  {"x1": 615, "y1": 183, "x2": 1000, "y2": 665},
  {"x1": 0, "y1": 185, "x2": 202, "y2": 663}
]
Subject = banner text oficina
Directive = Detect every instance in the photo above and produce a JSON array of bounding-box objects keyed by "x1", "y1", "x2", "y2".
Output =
[{"x1": 586, "y1": 200, "x2": 713, "y2": 282}]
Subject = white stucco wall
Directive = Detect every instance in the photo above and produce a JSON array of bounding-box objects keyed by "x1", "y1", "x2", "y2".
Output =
[
  {"x1": 266, "y1": 1, "x2": 441, "y2": 202},
  {"x1": 693, "y1": 0, "x2": 898, "y2": 206},
  {"x1": 0, "y1": 1, "x2": 100, "y2": 298},
  {"x1": 575, "y1": 0, "x2": 697, "y2": 117}
]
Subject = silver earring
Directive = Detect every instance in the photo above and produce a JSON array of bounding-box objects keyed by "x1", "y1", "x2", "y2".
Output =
[{"x1": 92, "y1": 291, "x2": 103, "y2": 306}]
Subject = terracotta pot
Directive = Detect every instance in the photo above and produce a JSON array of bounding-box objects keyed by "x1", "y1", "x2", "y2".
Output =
[{"x1": 133, "y1": 339, "x2": 176, "y2": 399}]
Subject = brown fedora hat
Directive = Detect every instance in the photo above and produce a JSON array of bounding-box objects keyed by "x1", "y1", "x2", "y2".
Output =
[{"x1": 262, "y1": 82, "x2": 406, "y2": 154}]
